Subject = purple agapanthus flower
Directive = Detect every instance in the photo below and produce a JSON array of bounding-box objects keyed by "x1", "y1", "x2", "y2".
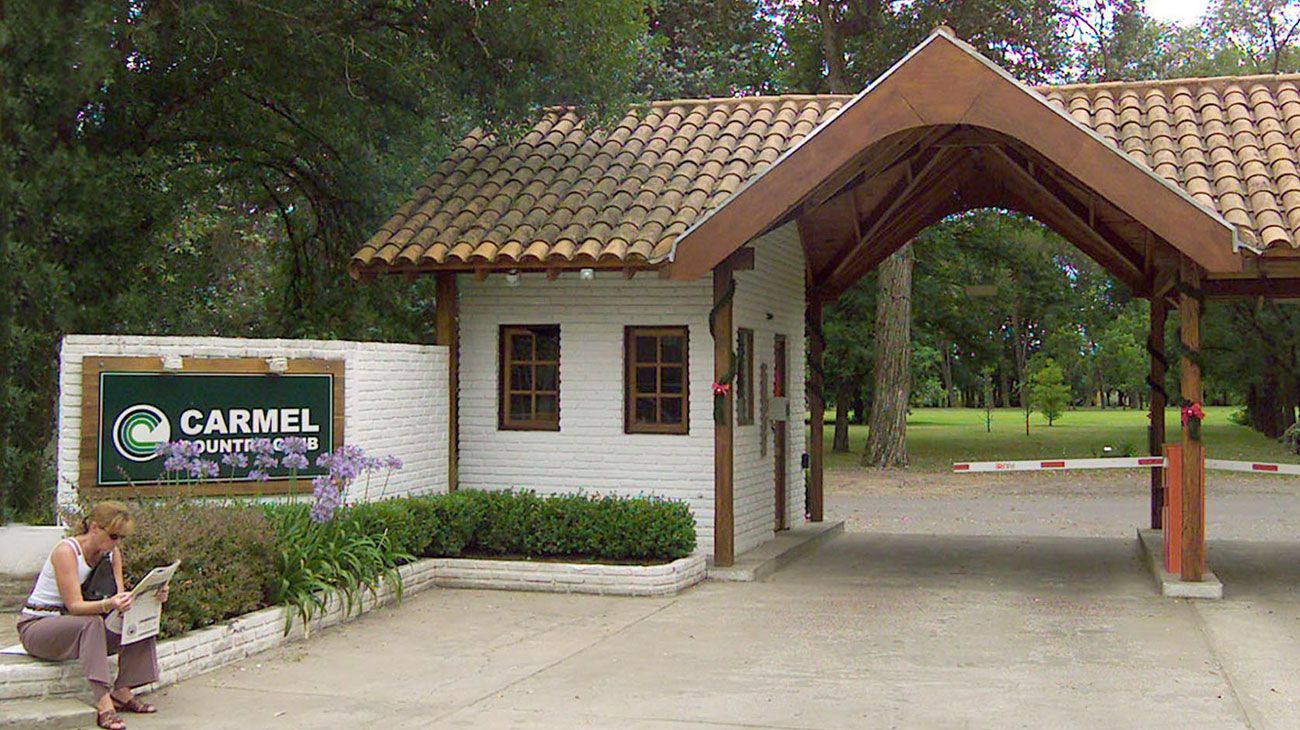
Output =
[
  {"x1": 185, "y1": 458, "x2": 216, "y2": 479},
  {"x1": 282, "y1": 452, "x2": 309, "y2": 470},
  {"x1": 163, "y1": 455, "x2": 189, "y2": 473},
  {"x1": 220, "y1": 452, "x2": 249, "y2": 469},
  {"x1": 251, "y1": 438, "x2": 275, "y2": 455},
  {"x1": 247, "y1": 469, "x2": 269, "y2": 482},
  {"x1": 254, "y1": 453, "x2": 279, "y2": 470},
  {"x1": 309, "y1": 475, "x2": 341, "y2": 523},
  {"x1": 282, "y1": 436, "x2": 309, "y2": 456},
  {"x1": 308, "y1": 444, "x2": 403, "y2": 521}
]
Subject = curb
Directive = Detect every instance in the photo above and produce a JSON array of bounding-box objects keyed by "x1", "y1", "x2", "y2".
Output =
[
  {"x1": 0, "y1": 553, "x2": 703, "y2": 705},
  {"x1": 1136, "y1": 528, "x2": 1223, "y2": 599},
  {"x1": 707, "y1": 521, "x2": 845, "y2": 582}
]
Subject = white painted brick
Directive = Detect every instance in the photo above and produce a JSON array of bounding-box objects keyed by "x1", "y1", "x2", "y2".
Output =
[
  {"x1": 459, "y1": 271, "x2": 715, "y2": 551},
  {"x1": 732, "y1": 224, "x2": 808, "y2": 555}
]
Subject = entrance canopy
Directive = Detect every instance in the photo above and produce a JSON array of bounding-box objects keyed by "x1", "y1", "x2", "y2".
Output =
[
  {"x1": 352, "y1": 28, "x2": 1300, "y2": 299},
  {"x1": 669, "y1": 28, "x2": 1252, "y2": 296}
]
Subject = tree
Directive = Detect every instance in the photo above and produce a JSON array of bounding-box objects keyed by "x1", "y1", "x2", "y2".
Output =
[
  {"x1": 981, "y1": 367, "x2": 995, "y2": 433},
  {"x1": 0, "y1": 0, "x2": 649, "y2": 519},
  {"x1": 862, "y1": 245, "x2": 913, "y2": 467},
  {"x1": 1206, "y1": 0, "x2": 1300, "y2": 74},
  {"x1": 824, "y1": 279, "x2": 875, "y2": 453},
  {"x1": 1029, "y1": 357, "x2": 1071, "y2": 426},
  {"x1": 637, "y1": 0, "x2": 779, "y2": 98}
]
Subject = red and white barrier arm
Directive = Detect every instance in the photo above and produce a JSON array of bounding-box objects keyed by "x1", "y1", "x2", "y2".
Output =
[
  {"x1": 952, "y1": 456, "x2": 1166, "y2": 473},
  {"x1": 1205, "y1": 459, "x2": 1300, "y2": 475}
]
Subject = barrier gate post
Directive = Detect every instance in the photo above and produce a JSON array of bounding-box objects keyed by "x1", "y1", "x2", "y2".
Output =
[{"x1": 1162, "y1": 444, "x2": 1182, "y2": 575}]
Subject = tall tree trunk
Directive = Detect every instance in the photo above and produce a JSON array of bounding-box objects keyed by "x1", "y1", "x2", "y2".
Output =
[
  {"x1": 939, "y1": 340, "x2": 955, "y2": 408},
  {"x1": 862, "y1": 245, "x2": 913, "y2": 467},
  {"x1": 833, "y1": 381, "x2": 851, "y2": 453},
  {"x1": 999, "y1": 367, "x2": 1011, "y2": 408},
  {"x1": 1252, "y1": 374, "x2": 1291, "y2": 438},
  {"x1": 815, "y1": 0, "x2": 850, "y2": 94},
  {"x1": 1010, "y1": 310, "x2": 1028, "y2": 406},
  {"x1": 851, "y1": 395, "x2": 867, "y2": 425}
]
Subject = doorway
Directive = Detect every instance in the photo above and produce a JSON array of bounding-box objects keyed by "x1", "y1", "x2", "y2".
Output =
[{"x1": 774, "y1": 334, "x2": 788, "y2": 531}]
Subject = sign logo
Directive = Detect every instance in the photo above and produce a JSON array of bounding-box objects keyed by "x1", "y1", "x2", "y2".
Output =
[{"x1": 111, "y1": 405, "x2": 171, "y2": 462}]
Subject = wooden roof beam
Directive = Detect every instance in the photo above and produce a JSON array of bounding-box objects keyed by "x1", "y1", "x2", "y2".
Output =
[
  {"x1": 815, "y1": 147, "x2": 954, "y2": 285},
  {"x1": 1203, "y1": 277, "x2": 1300, "y2": 299},
  {"x1": 798, "y1": 125, "x2": 956, "y2": 216},
  {"x1": 982, "y1": 148, "x2": 1147, "y2": 291},
  {"x1": 822, "y1": 170, "x2": 974, "y2": 296}
]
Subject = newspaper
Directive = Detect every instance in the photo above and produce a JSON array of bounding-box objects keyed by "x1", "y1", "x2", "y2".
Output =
[{"x1": 105, "y1": 560, "x2": 180, "y2": 645}]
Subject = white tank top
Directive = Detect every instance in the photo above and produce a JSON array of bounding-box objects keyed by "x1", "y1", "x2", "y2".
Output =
[{"x1": 23, "y1": 538, "x2": 111, "y2": 615}]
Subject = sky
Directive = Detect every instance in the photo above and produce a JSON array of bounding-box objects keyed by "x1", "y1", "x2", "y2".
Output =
[{"x1": 1145, "y1": 0, "x2": 1211, "y2": 25}]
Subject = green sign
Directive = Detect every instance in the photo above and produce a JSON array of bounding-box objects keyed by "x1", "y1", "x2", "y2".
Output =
[{"x1": 97, "y1": 372, "x2": 334, "y2": 486}]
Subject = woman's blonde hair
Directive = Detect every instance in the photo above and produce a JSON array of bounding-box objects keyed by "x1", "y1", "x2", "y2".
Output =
[{"x1": 79, "y1": 501, "x2": 134, "y2": 537}]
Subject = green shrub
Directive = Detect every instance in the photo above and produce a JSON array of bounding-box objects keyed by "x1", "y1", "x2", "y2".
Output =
[
  {"x1": 262, "y1": 503, "x2": 409, "y2": 633},
  {"x1": 116, "y1": 499, "x2": 277, "y2": 638},
  {"x1": 346, "y1": 498, "x2": 425, "y2": 557},
  {"x1": 1229, "y1": 407, "x2": 1251, "y2": 427},
  {"x1": 80, "y1": 488, "x2": 694, "y2": 641},
  {"x1": 397, "y1": 489, "x2": 696, "y2": 562}
]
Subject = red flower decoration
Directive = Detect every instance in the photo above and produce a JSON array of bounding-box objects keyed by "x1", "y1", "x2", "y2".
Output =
[
  {"x1": 712, "y1": 382, "x2": 731, "y2": 396},
  {"x1": 1180, "y1": 402, "x2": 1205, "y2": 427}
]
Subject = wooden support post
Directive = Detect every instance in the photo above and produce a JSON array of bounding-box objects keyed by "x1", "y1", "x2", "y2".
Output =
[
  {"x1": 435, "y1": 272, "x2": 460, "y2": 492},
  {"x1": 1178, "y1": 258, "x2": 1204, "y2": 581},
  {"x1": 1148, "y1": 296, "x2": 1167, "y2": 529},
  {"x1": 713, "y1": 261, "x2": 736, "y2": 567},
  {"x1": 807, "y1": 294, "x2": 825, "y2": 523}
]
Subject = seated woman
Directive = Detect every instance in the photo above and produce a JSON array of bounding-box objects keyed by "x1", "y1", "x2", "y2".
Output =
[{"x1": 18, "y1": 501, "x2": 168, "y2": 730}]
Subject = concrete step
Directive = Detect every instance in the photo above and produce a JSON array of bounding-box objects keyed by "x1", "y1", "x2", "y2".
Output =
[
  {"x1": 708, "y1": 520, "x2": 845, "y2": 582},
  {"x1": 0, "y1": 698, "x2": 96, "y2": 729}
]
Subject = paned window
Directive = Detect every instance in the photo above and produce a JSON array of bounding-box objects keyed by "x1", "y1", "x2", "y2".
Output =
[
  {"x1": 736, "y1": 328, "x2": 754, "y2": 425},
  {"x1": 499, "y1": 325, "x2": 560, "y2": 431},
  {"x1": 625, "y1": 326, "x2": 689, "y2": 434}
]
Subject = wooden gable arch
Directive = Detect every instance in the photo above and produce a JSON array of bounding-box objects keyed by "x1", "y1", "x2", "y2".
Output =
[{"x1": 667, "y1": 29, "x2": 1242, "y2": 286}]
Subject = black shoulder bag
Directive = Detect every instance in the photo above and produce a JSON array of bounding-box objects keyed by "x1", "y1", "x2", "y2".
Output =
[{"x1": 80, "y1": 551, "x2": 117, "y2": 604}]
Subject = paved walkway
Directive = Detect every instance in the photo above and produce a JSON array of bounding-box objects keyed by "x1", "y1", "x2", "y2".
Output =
[{"x1": 115, "y1": 528, "x2": 1300, "y2": 728}]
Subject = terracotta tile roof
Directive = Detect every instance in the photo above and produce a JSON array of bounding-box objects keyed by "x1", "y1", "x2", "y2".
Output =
[
  {"x1": 352, "y1": 96, "x2": 848, "y2": 275},
  {"x1": 352, "y1": 74, "x2": 1300, "y2": 277},
  {"x1": 1041, "y1": 75, "x2": 1300, "y2": 252}
]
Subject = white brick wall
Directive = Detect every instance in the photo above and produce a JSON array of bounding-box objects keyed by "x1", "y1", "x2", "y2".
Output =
[
  {"x1": 732, "y1": 224, "x2": 808, "y2": 554},
  {"x1": 457, "y1": 230, "x2": 806, "y2": 558},
  {"x1": 56, "y1": 336, "x2": 448, "y2": 509},
  {"x1": 457, "y1": 272, "x2": 718, "y2": 554}
]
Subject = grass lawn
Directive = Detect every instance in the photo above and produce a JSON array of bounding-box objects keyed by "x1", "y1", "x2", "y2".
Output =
[{"x1": 819, "y1": 406, "x2": 1300, "y2": 472}]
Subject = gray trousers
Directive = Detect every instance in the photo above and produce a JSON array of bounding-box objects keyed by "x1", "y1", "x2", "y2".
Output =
[{"x1": 17, "y1": 614, "x2": 159, "y2": 702}]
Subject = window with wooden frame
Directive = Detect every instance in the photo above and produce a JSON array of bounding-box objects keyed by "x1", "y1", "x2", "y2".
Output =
[
  {"x1": 625, "y1": 326, "x2": 689, "y2": 434},
  {"x1": 499, "y1": 325, "x2": 560, "y2": 431},
  {"x1": 736, "y1": 328, "x2": 754, "y2": 425}
]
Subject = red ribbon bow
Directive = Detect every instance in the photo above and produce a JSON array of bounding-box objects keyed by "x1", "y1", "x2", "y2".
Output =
[
  {"x1": 1180, "y1": 402, "x2": 1205, "y2": 427},
  {"x1": 712, "y1": 382, "x2": 731, "y2": 396}
]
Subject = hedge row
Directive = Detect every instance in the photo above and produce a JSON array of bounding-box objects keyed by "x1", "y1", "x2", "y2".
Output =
[
  {"x1": 341, "y1": 489, "x2": 697, "y2": 563},
  {"x1": 113, "y1": 490, "x2": 695, "y2": 637}
]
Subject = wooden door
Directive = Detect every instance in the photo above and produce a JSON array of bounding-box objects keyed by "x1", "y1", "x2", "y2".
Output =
[{"x1": 774, "y1": 335, "x2": 787, "y2": 531}]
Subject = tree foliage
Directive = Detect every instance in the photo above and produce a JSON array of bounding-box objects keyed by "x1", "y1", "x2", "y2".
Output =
[
  {"x1": 0, "y1": 0, "x2": 649, "y2": 520},
  {"x1": 1028, "y1": 356, "x2": 1071, "y2": 426}
]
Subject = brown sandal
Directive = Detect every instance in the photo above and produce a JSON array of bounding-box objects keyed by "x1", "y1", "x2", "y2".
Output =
[
  {"x1": 97, "y1": 709, "x2": 127, "y2": 730},
  {"x1": 112, "y1": 695, "x2": 157, "y2": 713}
]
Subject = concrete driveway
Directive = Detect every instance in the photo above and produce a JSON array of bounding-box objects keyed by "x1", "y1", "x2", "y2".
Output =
[{"x1": 120, "y1": 526, "x2": 1300, "y2": 729}]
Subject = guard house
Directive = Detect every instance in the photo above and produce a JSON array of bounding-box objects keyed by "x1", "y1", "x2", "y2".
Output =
[{"x1": 352, "y1": 29, "x2": 1300, "y2": 572}]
